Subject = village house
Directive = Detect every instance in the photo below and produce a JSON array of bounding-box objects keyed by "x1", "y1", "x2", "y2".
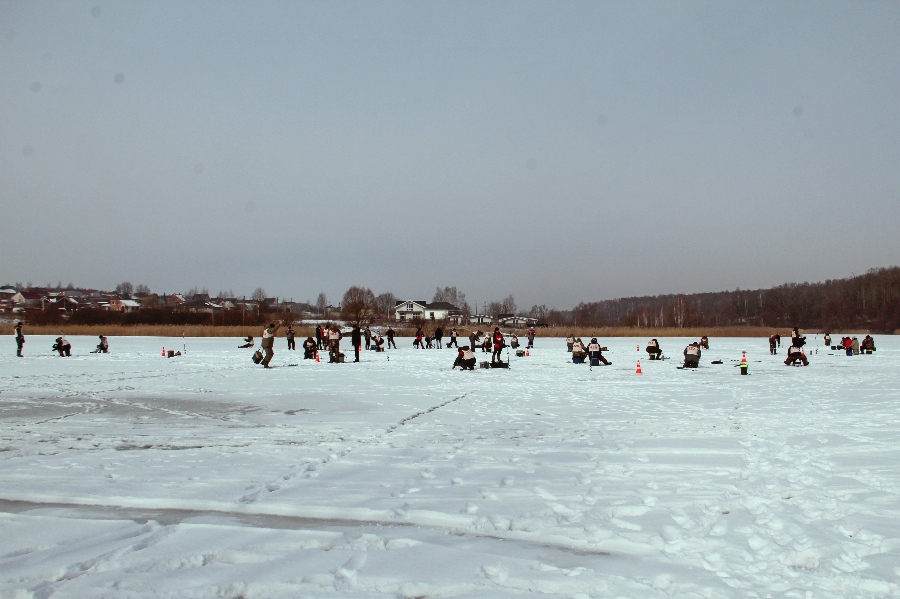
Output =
[
  {"x1": 108, "y1": 298, "x2": 141, "y2": 313},
  {"x1": 394, "y1": 300, "x2": 461, "y2": 321}
]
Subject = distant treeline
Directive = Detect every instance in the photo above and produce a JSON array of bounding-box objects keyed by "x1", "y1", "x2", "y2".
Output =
[{"x1": 572, "y1": 267, "x2": 900, "y2": 333}]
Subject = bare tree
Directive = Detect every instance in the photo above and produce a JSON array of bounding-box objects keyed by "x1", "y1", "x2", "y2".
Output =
[
  {"x1": 375, "y1": 292, "x2": 397, "y2": 317},
  {"x1": 342, "y1": 286, "x2": 377, "y2": 326},
  {"x1": 135, "y1": 284, "x2": 151, "y2": 295},
  {"x1": 432, "y1": 286, "x2": 469, "y2": 313},
  {"x1": 251, "y1": 287, "x2": 267, "y2": 302},
  {"x1": 115, "y1": 281, "x2": 134, "y2": 296},
  {"x1": 316, "y1": 292, "x2": 328, "y2": 315}
]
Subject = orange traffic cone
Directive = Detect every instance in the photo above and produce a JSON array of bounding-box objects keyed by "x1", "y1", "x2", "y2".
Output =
[
  {"x1": 636, "y1": 359, "x2": 642, "y2": 374},
  {"x1": 315, "y1": 350, "x2": 320, "y2": 363},
  {"x1": 525, "y1": 348, "x2": 530, "y2": 356},
  {"x1": 161, "y1": 347, "x2": 165, "y2": 356}
]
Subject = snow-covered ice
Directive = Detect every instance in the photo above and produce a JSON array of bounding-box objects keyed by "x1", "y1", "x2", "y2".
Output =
[{"x1": 1, "y1": 334, "x2": 898, "y2": 598}]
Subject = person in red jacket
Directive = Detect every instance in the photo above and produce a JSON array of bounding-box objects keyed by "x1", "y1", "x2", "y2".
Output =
[{"x1": 491, "y1": 327, "x2": 505, "y2": 363}]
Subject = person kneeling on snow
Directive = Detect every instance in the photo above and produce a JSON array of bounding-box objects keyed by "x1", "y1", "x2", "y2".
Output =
[
  {"x1": 302, "y1": 336, "x2": 317, "y2": 359},
  {"x1": 646, "y1": 338, "x2": 663, "y2": 360},
  {"x1": 239, "y1": 336, "x2": 254, "y2": 348},
  {"x1": 53, "y1": 336, "x2": 72, "y2": 357},
  {"x1": 571, "y1": 338, "x2": 587, "y2": 363},
  {"x1": 93, "y1": 335, "x2": 109, "y2": 353},
  {"x1": 683, "y1": 342, "x2": 701, "y2": 368},
  {"x1": 588, "y1": 338, "x2": 611, "y2": 366},
  {"x1": 453, "y1": 346, "x2": 477, "y2": 370},
  {"x1": 784, "y1": 344, "x2": 809, "y2": 366}
]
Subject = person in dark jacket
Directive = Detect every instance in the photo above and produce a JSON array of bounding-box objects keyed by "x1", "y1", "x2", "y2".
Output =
[
  {"x1": 386, "y1": 327, "x2": 397, "y2": 349},
  {"x1": 364, "y1": 326, "x2": 372, "y2": 350},
  {"x1": 469, "y1": 330, "x2": 482, "y2": 353},
  {"x1": 15, "y1": 322, "x2": 25, "y2": 357},
  {"x1": 351, "y1": 325, "x2": 362, "y2": 362},
  {"x1": 526, "y1": 327, "x2": 536, "y2": 349},
  {"x1": 315, "y1": 325, "x2": 324, "y2": 350},
  {"x1": 699, "y1": 335, "x2": 709, "y2": 350},
  {"x1": 587, "y1": 338, "x2": 611, "y2": 366},
  {"x1": 302, "y1": 336, "x2": 317, "y2": 359},
  {"x1": 434, "y1": 326, "x2": 443, "y2": 349},
  {"x1": 683, "y1": 342, "x2": 701, "y2": 368},
  {"x1": 261, "y1": 321, "x2": 282, "y2": 368},
  {"x1": 784, "y1": 344, "x2": 809, "y2": 366},
  {"x1": 646, "y1": 338, "x2": 662, "y2": 360},
  {"x1": 768, "y1": 334, "x2": 780, "y2": 355},
  {"x1": 239, "y1": 336, "x2": 254, "y2": 348}
]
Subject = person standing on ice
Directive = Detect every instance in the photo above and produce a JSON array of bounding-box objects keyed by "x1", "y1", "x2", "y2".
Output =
[
  {"x1": 566, "y1": 334, "x2": 575, "y2": 352},
  {"x1": 447, "y1": 328, "x2": 458, "y2": 348},
  {"x1": 351, "y1": 325, "x2": 362, "y2": 362},
  {"x1": 386, "y1": 327, "x2": 397, "y2": 349},
  {"x1": 414, "y1": 327, "x2": 425, "y2": 349},
  {"x1": 364, "y1": 326, "x2": 371, "y2": 350},
  {"x1": 526, "y1": 327, "x2": 536, "y2": 349},
  {"x1": 315, "y1": 325, "x2": 324, "y2": 350},
  {"x1": 260, "y1": 321, "x2": 282, "y2": 368},
  {"x1": 824, "y1": 332, "x2": 832, "y2": 347},
  {"x1": 683, "y1": 341, "x2": 701, "y2": 368},
  {"x1": 328, "y1": 325, "x2": 343, "y2": 361},
  {"x1": 14, "y1": 321, "x2": 25, "y2": 357},
  {"x1": 285, "y1": 325, "x2": 296, "y2": 350},
  {"x1": 491, "y1": 327, "x2": 505, "y2": 363},
  {"x1": 434, "y1": 326, "x2": 443, "y2": 349},
  {"x1": 469, "y1": 330, "x2": 482, "y2": 353},
  {"x1": 768, "y1": 333, "x2": 780, "y2": 355}
]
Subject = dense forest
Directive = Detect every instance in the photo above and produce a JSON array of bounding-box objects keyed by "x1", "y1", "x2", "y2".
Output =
[{"x1": 571, "y1": 267, "x2": 900, "y2": 333}]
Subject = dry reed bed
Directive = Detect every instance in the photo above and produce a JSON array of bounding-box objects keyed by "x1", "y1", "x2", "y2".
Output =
[{"x1": 8, "y1": 324, "x2": 836, "y2": 339}]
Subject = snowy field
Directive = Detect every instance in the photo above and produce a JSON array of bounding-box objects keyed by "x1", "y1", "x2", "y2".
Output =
[{"x1": 1, "y1": 334, "x2": 898, "y2": 599}]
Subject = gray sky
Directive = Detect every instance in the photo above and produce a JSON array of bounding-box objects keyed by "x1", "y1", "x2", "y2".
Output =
[{"x1": 3, "y1": 1, "x2": 898, "y2": 310}]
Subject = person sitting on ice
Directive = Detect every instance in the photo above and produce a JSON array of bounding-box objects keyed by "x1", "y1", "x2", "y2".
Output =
[
  {"x1": 587, "y1": 338, "x2": 611, "y2": 366},
  {"x1": 784, "y1": 344, "x2": 809, "y2": 366},
  {"x1": 571, "y1": 338, "x2": 587, "y2": 363},
  {"x1": 683, "y1": 342, "x2": 701, "y2": 368},
  {"x1": 700, "y1": 335, "x2": 709, "y2": 350},
  {"x1": 302, "y1": 336, "x2": 317, "y2": 359},
  {"x1": 768, "y1": 333, "x2": 780, "y2": 355},
  {"x1": 510, "y1": 334, "x2": 520, "y2": 349},
  {"x1": 646, "y1": 338, "x2": 663, "y2": 360},
  {"x1": 824, "y1": 333, "x2": 832, "y2": 346},
  {"x1": 53, "y1": 336, "x2": 72, "y2": 357},
  {"x1": 860, "y1": 335, "x2": 876, "y2": 353},
  {"x1": 238, "y1": 336, "x2": 254, "y2": 348},
  {"x1": 850, "y1": 336, "x2": 860, "y2": 355},
  {"x1": 452, "y1": 345, "x2": 477, "y2": 370},
  {"x1": 92, "y1": 335, "x2": 109, "y2": 354}
]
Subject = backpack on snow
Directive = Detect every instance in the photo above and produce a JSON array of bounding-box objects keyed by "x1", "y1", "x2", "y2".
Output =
[{"x1": 252, "y1": 348, "x2": 264, "y2": 364}]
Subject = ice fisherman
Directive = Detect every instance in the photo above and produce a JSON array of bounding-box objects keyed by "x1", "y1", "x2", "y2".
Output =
[
  {"x1": 434, "y1": 326, "x2": 443, "y2": 349},
  {"x1": 260, "y1": 321, "x2": 282, "y2": 368},
  {"x1": 526, "y1": 327, "x2": 536, "y2": 349},
  {"x1": 452, "y1": 345, "x2": 477, "y2": 370},
  {"x1": 302, "y1": 336, "x2": 317, "y2": 359},
  {"x1": 94, "y1": 335, "x2": 109, "y2": 353},
  {"x1": 53, "y1": 336, "x2": 72, "y2": 357},
  {"x1": 784, "y1": 345, "x2": 809, "y2": 366},
  {"x1": 238, "y1": 336, "x2": 254, "y2": 348},
  {"x1": 683, "y1": 342, "x2": 701, "y2": 368},
  {"x1": 448, "y1": 328, "x2": 459, "y2": 348},
  {"x1": 646, "y1": 338, "x2": 663, "y2": 360},
  {"x1": 285, "y1": 326, "x2": 296, "y2": 350},
  {"x1": 14, "y1": 322, "x2": 24, "y2": 357},
  {"x1": 700, "y1": 335, "x2": 709, "y2": 350},
  {"x1": 351, "y1": 325, "x2": 362, "y2": 362},
  {"x1": 386, "y1": 327, "x2": 397, "y2": 349},
  {"x1": 491, "y1": 327, "x2": 505, "y2": 363},
  {"x1": 587, "y1": 338, "x2": 611, "y2": 366},
  {"x1": 566, "y1": 334, "x2": 575, "y2": 352},
  {"x1": 768, "y1": 333, "x2": 780, "y2": 355}
]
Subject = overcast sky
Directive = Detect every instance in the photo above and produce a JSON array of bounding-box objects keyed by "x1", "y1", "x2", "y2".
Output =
[{"x1": 2, "y1": 1, "x2": 898, "y2": 310}]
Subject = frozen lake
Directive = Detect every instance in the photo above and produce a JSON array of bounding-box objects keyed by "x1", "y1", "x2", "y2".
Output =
[{"x1": 1, "y1": 334, "x2": 898, "y2": 598}]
